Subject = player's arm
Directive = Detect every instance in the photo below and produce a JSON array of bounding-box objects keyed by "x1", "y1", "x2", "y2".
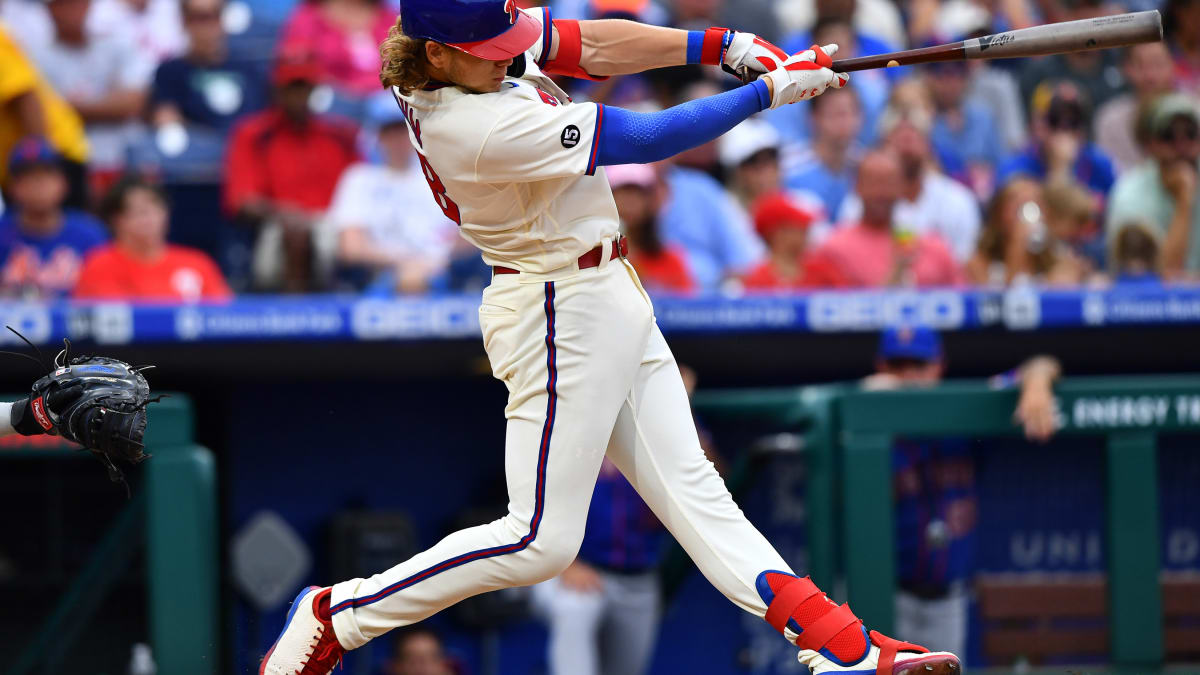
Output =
[
  {"x1": 594, "y1": 45, "x2": 848, "y2": 168},
  {"x1": 1011, "y1": 356, "x2": 1063, "y2": 443},
  {"x1": 541, "y1": 14, "x2": 791, "y2": 81},
  {"x1": 476, "y1": 46, "x2": 845, "y2": 183}
]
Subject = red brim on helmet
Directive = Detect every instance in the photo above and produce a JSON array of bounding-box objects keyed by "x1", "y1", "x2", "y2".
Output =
[{"x1": 449, "y1": 9, "x2": 541, "y2": 61}]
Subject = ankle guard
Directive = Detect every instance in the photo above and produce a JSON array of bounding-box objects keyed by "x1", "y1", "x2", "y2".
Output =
[{"x1": 758, "y1": 571, "x2": 869, "y2": 665}]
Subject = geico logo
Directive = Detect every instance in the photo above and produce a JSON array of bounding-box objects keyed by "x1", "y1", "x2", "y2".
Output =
[
  {"x1": 351, "y1": 300, "x2": 481, "y2": 339},
  {"x1": 806, "y1": 291, "x2": 965, "y2": 332}
]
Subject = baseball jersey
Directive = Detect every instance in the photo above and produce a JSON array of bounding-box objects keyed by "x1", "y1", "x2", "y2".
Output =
[
  {"x1": 393, "y1": 8, "x2": 619, "y2": 273},
  {"x1": 0, "y1": 210, "x2": 108, "y2": 298},
  {"x1": 73, "y1": 244, "x2": 232, "y2": 302}
]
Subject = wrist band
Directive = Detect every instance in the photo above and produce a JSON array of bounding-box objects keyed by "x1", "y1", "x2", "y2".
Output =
[{"x1": 688, "y1": 27, "x2": 731, "y2": 65}]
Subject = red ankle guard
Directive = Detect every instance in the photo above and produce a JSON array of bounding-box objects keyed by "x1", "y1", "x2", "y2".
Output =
[{"x1": 761, "y1": 573, "x2": 867, "y2": 662}]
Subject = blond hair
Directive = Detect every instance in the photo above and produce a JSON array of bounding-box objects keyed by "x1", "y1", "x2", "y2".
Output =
[{"x1": 380, "y1": 17, "x2": 431, "y2": 96}]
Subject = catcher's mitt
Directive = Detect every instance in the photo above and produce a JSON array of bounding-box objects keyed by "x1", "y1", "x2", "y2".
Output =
[{"x1": 10, "y1": 335, "x2": 155, "y2": 490}]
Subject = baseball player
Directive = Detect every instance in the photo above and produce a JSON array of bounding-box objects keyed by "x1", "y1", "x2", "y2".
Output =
[{"x1": 261, "y1": 2, "x2": 961, "y2": 674}]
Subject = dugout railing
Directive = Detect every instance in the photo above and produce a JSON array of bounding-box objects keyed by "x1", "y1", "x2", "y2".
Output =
[
  {"x1": 695, "y1": 375, "x2": 1200, "y2": 670},
  {"x1": 6, "y1": 395, "x2": 217, "y2": 675}
]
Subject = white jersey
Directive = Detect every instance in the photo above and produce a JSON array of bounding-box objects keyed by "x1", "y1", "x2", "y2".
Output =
[{"x1": 393, "y1": 8, "x2": 618, "y2": 273}]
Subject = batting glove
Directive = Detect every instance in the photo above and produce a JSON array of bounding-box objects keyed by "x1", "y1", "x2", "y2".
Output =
[
  {"x1": 724, "y1": 32, "x2": 790, "y2": 80},
  {"x1": 761, "y1": 44, "x2": 849, "y2": 109}
]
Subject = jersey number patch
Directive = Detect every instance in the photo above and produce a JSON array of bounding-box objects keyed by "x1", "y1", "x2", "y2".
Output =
[{"x1": 416, "y1": 152, "x2": 462, "y2": 225}]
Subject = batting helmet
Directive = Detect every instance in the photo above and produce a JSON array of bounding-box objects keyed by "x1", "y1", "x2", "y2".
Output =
[{"x1": 400, "y1": 0, "x2": 541, "y2": 61}]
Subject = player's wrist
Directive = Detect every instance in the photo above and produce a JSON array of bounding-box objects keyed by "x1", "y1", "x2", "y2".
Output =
[
  {"x1": 10, "y1": 397, "x2": 49, "y2": 436},
  {"x1": 752, "y1": 78, "x2": 772, "y2": 110},
  {"x1": 687, "y1": 27, "x2": 732, "y2": 66}
]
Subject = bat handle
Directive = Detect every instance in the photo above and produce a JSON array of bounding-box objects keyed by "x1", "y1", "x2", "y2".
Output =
[{"x1": 722, "y1": 64, "x2": 755, "y2": 84}]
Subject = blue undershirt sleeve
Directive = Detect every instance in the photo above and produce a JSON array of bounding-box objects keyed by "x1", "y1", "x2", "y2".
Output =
[{"x1": 594, "y1": 80, "x2": 771, "y2": 168}]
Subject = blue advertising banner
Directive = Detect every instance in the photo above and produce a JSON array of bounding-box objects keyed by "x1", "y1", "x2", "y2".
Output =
[{"x1": 0, "y1": 285, "x2": 1196, "y2": 345}]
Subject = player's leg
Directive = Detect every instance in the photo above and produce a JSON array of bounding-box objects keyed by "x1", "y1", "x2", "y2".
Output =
[
  {"x1": 532, "y1": 576, "x2": 606, "y2": 675},
  {"x1": 598, "y1": 570, "x2": 660, "y2": 675},
  {"x1": 603, "y1": 322, "x2": 794, "y2": 614},
  {"x1": 261, "y1": 264, "x2": 657, "y2": 673},
  {"x1": 329, "y1": 269, "x2": 655, "y2": 648},
  {"x1": 604, "y1": 320, "x2": 960, "y2": 674}
]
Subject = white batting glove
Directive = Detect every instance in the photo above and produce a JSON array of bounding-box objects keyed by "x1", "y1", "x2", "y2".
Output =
[
  {"x1": 724, "y1": 32, "x2": 790, "y2": 80},
  {"x1": 760, "y1": 44, "x2": 849, "y2": 109}
]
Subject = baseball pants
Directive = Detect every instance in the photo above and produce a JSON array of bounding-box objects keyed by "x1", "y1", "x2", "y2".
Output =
[{"x1": 331, "y1": 248, "x2": 794, "y2": 649}]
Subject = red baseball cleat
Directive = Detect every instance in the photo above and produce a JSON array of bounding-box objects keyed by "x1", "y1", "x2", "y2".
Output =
[{"x1": 260, "y1": 586, "x2": 345, "y2": 675}]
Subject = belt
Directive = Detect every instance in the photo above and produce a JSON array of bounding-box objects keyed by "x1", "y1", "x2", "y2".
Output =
[{"x1": 493, "y1": 237, "x2": 628, "y2": 275}]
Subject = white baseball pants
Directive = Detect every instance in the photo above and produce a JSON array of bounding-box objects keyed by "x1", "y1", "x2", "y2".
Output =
[{"x1": 330, "y1": 253, "x2": 794, "y2": 649}]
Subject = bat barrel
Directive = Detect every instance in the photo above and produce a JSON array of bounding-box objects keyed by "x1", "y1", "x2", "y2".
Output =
[
  {"x1": 830, "y1": 10, "x2": 1162, "y2": 73},
  {"x1": 962, "y1": 10, "x2": 1162, "y2": 60}
]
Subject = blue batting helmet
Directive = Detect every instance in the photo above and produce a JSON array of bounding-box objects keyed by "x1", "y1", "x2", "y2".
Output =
[{"x1": 400, "y1": 0, "x2": 541, "y2": 61}]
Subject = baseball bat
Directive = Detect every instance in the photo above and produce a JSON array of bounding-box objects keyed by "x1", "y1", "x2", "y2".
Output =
[{"x1": 831, "y1": 10, "x2": 1162, "y2": 73}]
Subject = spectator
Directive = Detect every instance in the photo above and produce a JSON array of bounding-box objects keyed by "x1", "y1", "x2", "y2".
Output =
[
  {"x1": 224, "y1": 53, "x2": 359, "y2": 292},
  {"x1": 74, "y1": 176, "x2": 230, "y2": 301},
  {"x1": 532, "y1": 459, "x2": 664, "y2": 675},
  {"x1": 1164, "y1": 0, "x2": 1200, "y2": 95},
  {"x1": 1018, "y1": 1, "x2": 1127, "y2": 112},
  {"x1": 718, "y1": 117, "x2": 783, "y2": 213},
  {"x1": 150, "y1": 0, "x2": 269, "y2": 135},
  {"x1": 839, "y1": 100, "x2": 982, "y2": 263},
  {"x1": 279, "y1": 0, "x2": 394, "y2": 100},
  {"x1": 962, "y1": 25, "x2": 1029, "y2": 157},
  {"x1": 998, "y1": 81, "x2": 1116, "y2": 200},
  {"x1": 89, "y1": 0, "x2": 187, "y2": 67},
  {"x1": 925, "y1": 59, "x2": 1005, "y2": 196},
  {"x1": 669, "y1": 0, "x2": 778, "y2": 43},
  {"x1": 385, "y1": 625, "x2": 457, "y2": 675},
  {"x1": 659, "y1": 162, "x2": 764, "y2": 292},
  {"x1": 765, "y1": 16, "x2": 890, "y2": 150},
  {"x1": 326, "y1": 93, "x2": 458, "y2": 295},
  {"x1": 609, "y1": 163, "x2": 695, "y2": 294},
  {"x1": 1109, "y1": 221, "x2": 1163, "y2": 284},
  {"x1": 0, "y1": 137, "x2": 107, "y2": 298},
  {"x1": 1106, "y1": 94, "x2": 1200, "y2": 279},
  {"x1": 585, "y1": 0, "x2": 667, "y2": 23},
  {"x1": 2, "y1": 0, "x2": 183, "y2": 62},
  {"x1": 782, "y1": 86, "x2": 864, "y2": 225},
  {"x1": 862, "y1": 325, "x2": 1063, "y2": 661},
  {"x1": 776, "y1": 0, "x2": 905, "y2": 63},
  {"x1": 742, "y1": 192, "x2": 845, "y2": 290},
  {"x1": 27, "y1": 0, "x2": 153, "y2": 185},
  {"x1": 1043, "y1": 176, "x2": 1104, "y2": 275},
  {"x1": 967, "y1": 177, "x2": 1089, "y2": 286},
  {"x1": 0, "y1": 23, "x2": 88, "y2": 207},
  {"x1": 910, "y1": 0, "x2": 1036, "y2": 47},
  {"x1": 809, "y1": 150, "x2": 964, "y2": 288},
  {"x1": 1094, "y1": 42, "x2": 1178, "y2": 172}
]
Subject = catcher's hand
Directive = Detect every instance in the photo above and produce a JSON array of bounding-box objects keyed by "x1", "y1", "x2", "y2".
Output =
[{"x1": 12, "y1": 340, "x2": 154, "y2": 489}]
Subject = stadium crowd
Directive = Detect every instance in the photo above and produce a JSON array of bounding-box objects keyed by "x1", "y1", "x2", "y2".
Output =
[{"x1": 0, "y1": 0, "x2": 1197, "y2": 299}]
